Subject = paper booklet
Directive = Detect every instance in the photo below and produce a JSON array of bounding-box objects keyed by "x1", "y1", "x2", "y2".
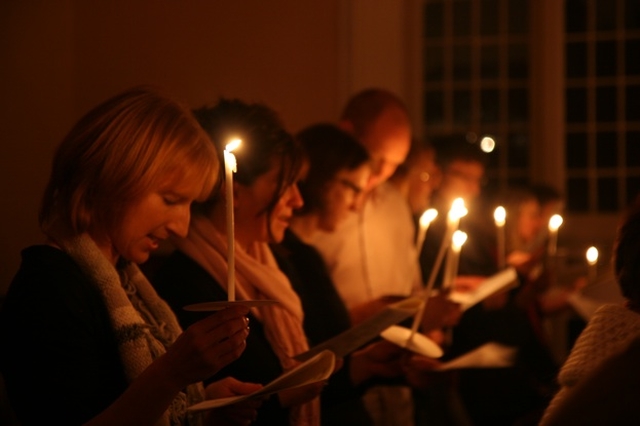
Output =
[
  {"x1": 436, "y1": 342, "x2": 517, "y2": 371},
  {"x1": 294, "y1": 297, "x2": 422, "y2": 362},
  {"x1": 448, "y1": 267, "x2": 519, "y2": 310},
  {"x1": 188, "y1": 350, "x2": 336, "y2": 412}
]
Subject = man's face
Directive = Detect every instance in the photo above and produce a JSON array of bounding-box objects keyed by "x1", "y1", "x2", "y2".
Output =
[
  {"x1": 359, "y1": 107, "x2": 411, "y2": 191},
  {"x1": 440, "y1": 160, "x2": 485, "y2": 203}
]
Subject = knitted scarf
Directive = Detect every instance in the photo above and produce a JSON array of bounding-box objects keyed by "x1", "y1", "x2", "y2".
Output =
[
  {"x1": 540, "y1": 303, "x2": 640, "y2": 425},
  {"x1": 171, "y1": 215, "x2": 319, "y2": 426},
  {"x1": 50, "y1": 229, "x2": 204, "y2": 426}
]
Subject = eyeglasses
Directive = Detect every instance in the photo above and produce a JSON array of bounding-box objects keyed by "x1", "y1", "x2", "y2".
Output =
[{"x1": 337, "y1": 178, "x2": 364, "y2": 195}]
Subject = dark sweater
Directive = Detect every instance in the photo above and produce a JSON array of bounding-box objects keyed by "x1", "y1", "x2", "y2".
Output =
[
  {"x1": 151, "y1": 250, "x2": 289, "y2": 425},
  {"x1": 0, "y1": 246, "x2": 127, "y2": 425}
]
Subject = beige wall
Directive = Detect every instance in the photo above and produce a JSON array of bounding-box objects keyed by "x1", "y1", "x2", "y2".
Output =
[{"x1": 0, "y1": 1, "x2": 419, "y2": 293}]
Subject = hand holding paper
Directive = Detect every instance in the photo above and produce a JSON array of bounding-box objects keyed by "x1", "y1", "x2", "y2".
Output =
[{"x1": 188, "y1": 350, "x2": 336, "y2": 412}]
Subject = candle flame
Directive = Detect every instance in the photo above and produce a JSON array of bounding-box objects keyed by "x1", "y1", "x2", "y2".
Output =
[
  {"x1": 225, "y1": 138, "x2": 242, "y2": 153},
  {"x1": 449, "y1": 198, "x2": 468, "y2": 221},
  {"x1": 452, "y1": 230, "x2": 468, "y2": 250},
  {"x1": 548, "y1": 214, "x2": 563, "y2": 231},
  {"x1": 494, "y1": 206, "x2": 506, "y2": 226},
  {"x1": 586, "y1": 246, "x2": 598, "y2": 265},
  {"x1": 420, "y1": 208, "x2": 438, "y2": 227}
]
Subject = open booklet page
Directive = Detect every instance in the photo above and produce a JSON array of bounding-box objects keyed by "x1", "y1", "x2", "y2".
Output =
[
  {"x1": 188, "y1": 350, "x2": 336, "y2": 412},
  {"x1": 436, "y1": 342, "x2": 517, "y2": 371},
  {"x1": 295, "y1": 297, "x2": 422, "y2": 362},
  {"x1": 449, "y1": 267, "x2": 519, "y2": 310}
]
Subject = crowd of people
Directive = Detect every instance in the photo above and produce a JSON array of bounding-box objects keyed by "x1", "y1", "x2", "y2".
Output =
[{"x1": 1, "y1": 85, "x2": 638, "y2": 426}]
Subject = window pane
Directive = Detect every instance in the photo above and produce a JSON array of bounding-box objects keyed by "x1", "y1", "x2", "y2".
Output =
[
  {"x1": 425, "y1": 90, "x2": 444, "y2": 125},
  {"x1": 567, "y1": 88, "x2": 588, "y2": 122},
  {"x1": 566, "y1": 133, "x2": 588, "y2": 169},
  {"x1": 481, "y1": 45, "x2": 500, "y2": 79},
  {"x1": 566, "y1": 42, "x2": 588, "y2": 78},
  {"x1": 627, "y1": 176, "x2": 640, "y2": 205},
  {"x1": 509, "y1": 43, "x2": 528, "y2": 79},
  {"x1": 453, "y1": 45, "x2": 472, "y2": 80},
  {"x1": 454, "y1": 90, "x2": 471, "y2": 124},
  {"x1": 626, "y1": 38, "x2": 640, "y2": 76},
  {"x1": 507, "y1": 132, "x2": 529, "y2": 168},
  {"x1": 508, "y1": 0, "x2": 528, "y2": 34},
  {"x1": 487, "y1": 144, "x2": 501, "y2": 168},
  {"x1": 425, "y1": 1, "x2": 444, "y2": 38},
  {"x1": 566, "y1": 0, "x2": 588, "y2": 33},
  {"x1": 507, "y1": 176, "x2": 530, "y2": 187},
  {"x1": 596, "y1": 0, "x2": 617, "y2": 31},
  {"x1": 508, "y1": 88, "x2": 528, "y2": 123},
  {"x1": 567, "y1": 177, "x2": 589, "y2": 211},
  {"x1": 625, "y1": 0, "x2": 640, "y2": 30},
  {"x1": 596, "y1": 131, "x2": 618, "y2": 167},
  {"x1": 454, "y1": 0, "x2": 471, "y2": 37},
  {"x1": 596, "y1": 86, "x2": 617, "y2": 122},
  {"x1": 597, "y1": 177, "x2": 618, "y2": 212},
  {"x1": 481, "y1": 89, "x2": 500, "y2": 123},
  {"x1": 626, "y1": 132, "x2": 640, "y2": 167},
  {"x1": 481, "y1": 0, "x2": 499, "y2": 35},
  {"x1": 626, "y1": 85, "x2": 640, "y2": 121},
  {"x1": 425, "y1": 46, "x2": 444, "y2": 82},
  {"x1": 596, "y1": 41, "x2": 617, "y2": 77}
]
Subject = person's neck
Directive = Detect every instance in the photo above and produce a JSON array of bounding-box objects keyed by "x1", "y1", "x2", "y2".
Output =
[
  {"x1": 209, "y1": 204, "x2": 253, "y2": 252},
  {"x1": 289, "y1": 214, "x2": 319, "y2": 244}
]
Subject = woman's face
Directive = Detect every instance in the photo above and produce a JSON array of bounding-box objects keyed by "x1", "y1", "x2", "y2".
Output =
[
  {"x1": 103, "y1": 170, "x2": 203, "y2": 265},
  {"x1": 318, "y1": 164, "x2": 370, "y2": 232},
  {"x1": 518, "y1": 199, "x2": 543, "y2": 244},
  {"x1": 234, "y1": 162, "x2": 303, "y2": 246}
]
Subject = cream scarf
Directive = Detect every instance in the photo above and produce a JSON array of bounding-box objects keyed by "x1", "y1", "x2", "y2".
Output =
[
  {"x1": 540, "y1": 303, "x2": 640, "y2": 425},
  {"x1": 171, "y1": 215, "x2": 319, "y2": 426},
  {"x1": 50, "y1": 229, "x2": 204, "y2": 426}
]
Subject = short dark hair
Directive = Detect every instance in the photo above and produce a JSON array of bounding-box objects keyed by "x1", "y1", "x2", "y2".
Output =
[
  {"x1": 295, "y1": 123, "x2": 370, "y2": 215},
  {"x1": 193, "y1": 98, "x2": 303, "y2": 216}
]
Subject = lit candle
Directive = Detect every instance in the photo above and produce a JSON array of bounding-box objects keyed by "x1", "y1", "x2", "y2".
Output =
[
  {"x1": 442, "y1": 198, "x2": 468, "y2": 290},
  {"x1": 224, "y1": 138, "x2": 241, "y2": 301},
  {"x1": 416, "y1": 208, "x2": 438, "y2": 252},
  {"x1": 586, "y1": 246, "x2": 598, "y2": 283},
  {"x1": 443, "y1": 230, "x2": 468, "y2": 289},
  {"x1": 409, "y1": 198, "x2": 467, "y2": 339},
  {"x1": 494, "y1": 206, "x2": 506, "y2": 269},
  {"x1": 547, "y1": 214, "x2": 563, "y2": 257}
]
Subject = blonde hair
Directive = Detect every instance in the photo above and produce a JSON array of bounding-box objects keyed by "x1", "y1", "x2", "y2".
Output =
[{"x1": 40, "y1": 86, "x2": 219, "y2": 238}]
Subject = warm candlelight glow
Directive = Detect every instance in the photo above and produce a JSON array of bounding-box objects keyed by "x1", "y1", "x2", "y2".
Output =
[
  {"x1": 548, "y1": 214, "x2": 563, "y2": 232},
  {"x1": 494, "y1": 206, "x2": 506, "y2": 226},
  {"x1": 449, "y1": 198, "x2": 468, "y2": 222},
  {"x1": 416, "y1": 208, "x2": 439, "y2": 252},
  {"x1": 420, "y1": 208, "x2": 438, "y2": 227},
  {"x1": 224, "y1": 138, "x2": 242, "y2": 301},
  {"x1": 226, "y1": 137, "x2": 242, "y2": 153},
  {"x1": 452, "y1": 230, "x2": 468, "y2": 251},
  {"x1": 586, "y1": 246, "x2": 598, "y2": 265}
]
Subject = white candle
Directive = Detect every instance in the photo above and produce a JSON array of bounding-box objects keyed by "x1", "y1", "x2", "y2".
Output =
[
  {"x1": 416, "y1": 208, "x2": 438, "y2": 252},
  {"x1": 586, "y1": 246, "x2": 598, "y2": 283},
  {"x1": 494, "y1": 206, "x2": 506, "y2": 270},
  {"x1": 443, "y1": 230, "x2": 467, "y2": 289},
  {"x1": 409, "y1": 198, "x2": 467, "y2": 338},
  {"x1": 442, "y1": 198, "x2": 468, "y2": 289},
  {"x1": 224, "y1": 138, "x2": 241, "y2": 301},
  {"x1": 547, "y1": 214, "x2": 563, "y2": 257}
]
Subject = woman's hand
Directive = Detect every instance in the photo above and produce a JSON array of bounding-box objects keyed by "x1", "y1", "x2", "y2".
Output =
[
  {"x1": 204, "y1": 377, "x2": 264, "y2": 426},
  {"x1": 400, "y1": 352, "x2": 443, "y2": 389},
  {"x1": 159, "y1": 305, "x2": 250, "y2": 390},
  {"x1": 421, "y1": 293, "x2": 462, "y2": 331},
  {"x1": 349, "y1": 340, "x2": 405, "y2": 386}
]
